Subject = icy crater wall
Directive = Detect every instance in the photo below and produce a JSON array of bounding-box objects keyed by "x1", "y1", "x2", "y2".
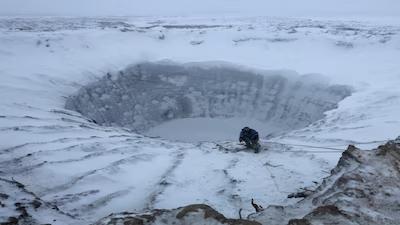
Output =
[{"x1": 66, "y1": 62, "x2": 352, "y2": 133}]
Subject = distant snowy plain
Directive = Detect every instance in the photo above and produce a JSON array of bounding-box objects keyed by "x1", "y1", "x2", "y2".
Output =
[{"x1": 1, "y1": 16, "x2": 400, "y2": 224}]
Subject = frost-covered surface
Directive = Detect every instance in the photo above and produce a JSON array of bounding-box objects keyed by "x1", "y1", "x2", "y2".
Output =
[
  {"x1": 0, "y1": 177, "x2": 80, "y2": 224},
  {"x1": 65, "y1": 62, "x2": 351, "y2": 133},
  {"x1": 0, "y1": 129, "x2": 329, "y2": 224},
  {"x1": 95, "y1": 138, "x2": 400, "y2": 225},
  {"x1": 1, "y1": 16, "x2": 400, "y2": 224},
  {"x1": 249, "y1": 138, "x2": 400, "y2": 225}
]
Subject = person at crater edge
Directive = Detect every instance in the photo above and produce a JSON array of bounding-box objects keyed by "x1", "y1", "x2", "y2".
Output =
[{"x1": 239, "y1": 127, "x2": 260, "y2": 153}]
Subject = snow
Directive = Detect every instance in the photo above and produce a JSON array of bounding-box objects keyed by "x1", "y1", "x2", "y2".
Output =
[
  {"x1": 0, "y1": 16, "x2": 400, "y2": 224},
  {"x1": 66, "y1": 61, "x2": 350, "y2": 136},
  {"x1": 249, "y1": 141, "x2": 400, "y2": 225},
  {"x1": 146, "y1": 118, "x2": 273, "y2": 142}
]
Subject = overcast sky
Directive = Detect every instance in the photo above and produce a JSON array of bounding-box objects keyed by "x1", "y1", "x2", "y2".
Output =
[{"x1": 0, "y1": 0, "x2": 399, "y2": 18}]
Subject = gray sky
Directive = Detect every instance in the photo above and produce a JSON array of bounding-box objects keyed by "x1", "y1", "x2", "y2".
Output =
[{"x1": 0, "y1": 0, "x2": 399, "y2": 17}]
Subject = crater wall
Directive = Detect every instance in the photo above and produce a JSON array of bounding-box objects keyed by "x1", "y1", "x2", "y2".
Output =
[{"x1": 66, "y1": 62, "x2": 352, "y2": 133}]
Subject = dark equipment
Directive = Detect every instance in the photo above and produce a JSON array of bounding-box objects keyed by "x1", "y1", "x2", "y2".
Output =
[{"x1": 239, "y1": 127, "x2": 261, "y2": 153}]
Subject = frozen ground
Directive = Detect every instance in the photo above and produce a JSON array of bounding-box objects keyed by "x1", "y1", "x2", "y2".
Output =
[
  {"x1": 95, "y1": 138, "x2": 400, "y2": 225},
  {"x1": 1, "y1": 16, "x2": 400, "y2": 224},
  {"x1": 146, "y1": 118, "x2": 274, "y2": 142}
]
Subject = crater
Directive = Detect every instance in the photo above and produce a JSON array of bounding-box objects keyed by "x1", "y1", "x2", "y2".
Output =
[{"x1": 65, "y1": 62, "x2": 352, "y2": 142}]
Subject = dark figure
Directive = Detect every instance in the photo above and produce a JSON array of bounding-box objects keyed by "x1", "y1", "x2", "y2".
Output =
[
  {"x1": 251, "y1": 198, "x2": 263, "y2": 212},
  {"x1": 239, "y1": 127, "x2": 260, "y2": 153}
]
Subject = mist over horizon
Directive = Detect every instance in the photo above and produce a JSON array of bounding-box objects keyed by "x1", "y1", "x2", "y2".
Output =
[{"x1": 1, "y1": 0, "x2": 399, "y2": 19}]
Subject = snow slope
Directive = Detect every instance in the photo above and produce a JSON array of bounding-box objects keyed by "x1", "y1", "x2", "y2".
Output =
[
  {"x1": 94, "y1": 137, "x2": 400, "y2": 225},
  {"x1": 1, "y1": 16, "x2": 400, "y2": 224}
]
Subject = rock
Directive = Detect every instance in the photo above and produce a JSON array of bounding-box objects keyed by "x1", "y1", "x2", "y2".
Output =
[
  {"x1": 95, "y1": 204, "x2": 261, "y2": 225},
  {"x1": 31, "y1": 199, "x2": 42, "y2": 209},
  {"x1": 0, "y1": 193, "x2": 9, "y2": 199},
  {"x1": 394, "y1": 136, "x2": 400, "y2": 144},
  {"x1": 6, "y1": 216, "x2": 18, "y2": 225},
  {"x1": 287, "y1": 219, "x2": 311, "y2": 225},
  {"x1": 249, "y1": 139, "x2": 400, "y2": 225},
  {"x1": 287, "y1": 190, "x2": 313, "y2": 198}
]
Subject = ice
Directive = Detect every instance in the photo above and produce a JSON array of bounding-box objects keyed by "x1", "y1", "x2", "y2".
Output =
[
  {"x1": 65, "y1": 62, "x2": 351, "y2": 137},
  {"x1": 0, "y1": 16, "x2": 400, "y2": 224},
  {"x1": 146, "y1": 117, "x2": 273, "y2": 142}
]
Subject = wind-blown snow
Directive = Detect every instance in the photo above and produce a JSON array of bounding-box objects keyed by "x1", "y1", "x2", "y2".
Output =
[{"x1": 1, "y1": 16, "x2": 400, "y2": 224}]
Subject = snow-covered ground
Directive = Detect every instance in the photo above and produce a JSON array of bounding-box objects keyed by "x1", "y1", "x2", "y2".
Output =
[
  {"x1": 1, "y1": 16, "x2": 400, "y2": 224},
  {"x1": 146, "y1": 117, "x2": 276, "y2": 142}
]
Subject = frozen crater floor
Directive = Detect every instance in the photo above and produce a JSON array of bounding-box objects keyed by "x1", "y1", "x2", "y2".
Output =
[
  {"x1": 1, "y1": 16, "x2": 400, "y2": 225},
  {"x1": 146, "y1": 117, "x2": 274, "y2": 142}
]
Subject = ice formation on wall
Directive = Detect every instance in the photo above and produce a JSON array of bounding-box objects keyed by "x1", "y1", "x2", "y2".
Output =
[{"x1": 66, "y1": 62, "x2": 352, "y2": 134}]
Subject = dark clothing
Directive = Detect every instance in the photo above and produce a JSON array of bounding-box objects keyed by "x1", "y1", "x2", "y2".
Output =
[
  {"x1": 239, "y1": 128, "x2": 259, "y2": 143},
  {"x1": 239, "y1": 127, "x2": 260, "y2": 152}
]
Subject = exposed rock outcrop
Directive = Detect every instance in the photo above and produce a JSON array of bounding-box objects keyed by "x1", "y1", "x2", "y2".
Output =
[
  {"x1": 95, "y1": 204, "x2": 261, "y2": 225},
  {"x1": 250, "y1": 137, "x2": 400, "y2": 225}
]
